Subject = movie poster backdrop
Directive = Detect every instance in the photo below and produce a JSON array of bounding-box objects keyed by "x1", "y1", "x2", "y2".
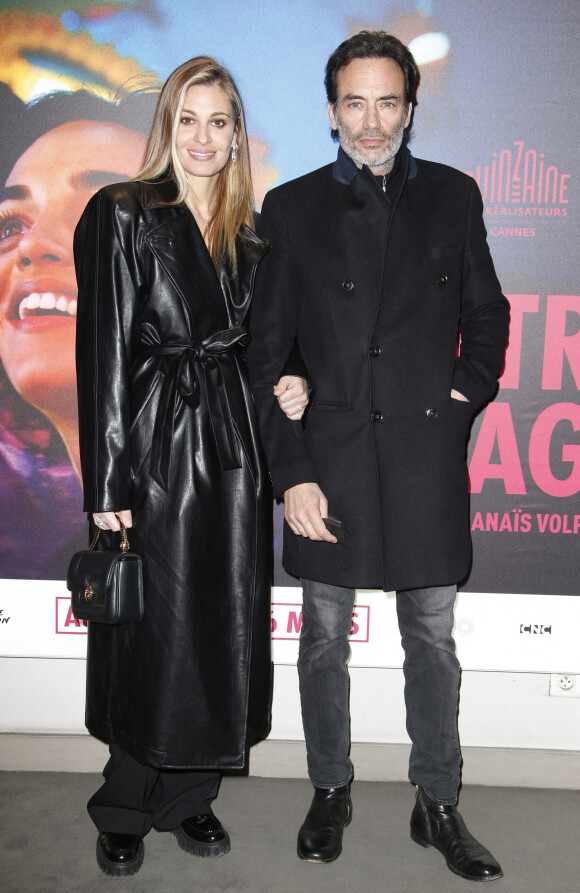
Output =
[{"x1": 0, "y1": 1, "x2": 578, "y2": 667}]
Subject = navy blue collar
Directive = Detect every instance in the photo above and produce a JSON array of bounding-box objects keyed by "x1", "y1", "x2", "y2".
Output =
[{"x1": 332, "y1": 144, "x2": 416, "y2": 184}]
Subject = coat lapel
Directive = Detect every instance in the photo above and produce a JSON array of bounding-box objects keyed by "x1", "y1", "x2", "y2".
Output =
[
  {"x1": 218, "y1": 229, "x2": 270, "y2": 327},
  {"x1": 140, "y1": 179, "x2": 268, "y2": 332},
  {"x1": 141, "y1": 179, "x2": 229, "y2": 334}
]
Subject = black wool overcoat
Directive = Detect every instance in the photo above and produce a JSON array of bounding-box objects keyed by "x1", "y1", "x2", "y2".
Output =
[
  {"x1": 74, "y1": 178, "x2": 273, "y2": 769},
  {"x1": 248, "y1": 146, "x2": 510, "y2": 592}
]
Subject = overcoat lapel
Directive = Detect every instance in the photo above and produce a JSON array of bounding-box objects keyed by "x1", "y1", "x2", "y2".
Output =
[
  {"x1": 140, "y1": 178, "x2": 229, "y2": 334},
  {"x1": 140, "y1": 179, "x2": 268, "y2": 332},
  {"x1": 309, "y1": 166, "x2": 391, "y2": 347},
  {"x1": 350, "y1": 151, "x2": 410, "y2": 282},
  {"x1": 326, "y1": 149, "x2": 412, "y2": 343},
  {"x1": 146, "y1": 212, "x2": 229, "y2": 334},
  {"x1": 218, "y1": 230, "x2": 269, "y2": 327}
]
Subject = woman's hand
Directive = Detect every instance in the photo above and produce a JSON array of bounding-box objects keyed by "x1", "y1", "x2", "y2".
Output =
[
  {"x1": 274, "y1": 375, "x2": 309, "y2": 420},
  {"x1": 92, "y1": 510, "x2": 133, "y2": 531}
]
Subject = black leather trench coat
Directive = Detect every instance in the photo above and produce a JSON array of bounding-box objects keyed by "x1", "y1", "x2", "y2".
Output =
[
  {"x1": 74, "y1": 178, "x2": 272, "y2": 769},
  {"x1": 248, "y1": 146, "x2": 510, "y2": 592}
]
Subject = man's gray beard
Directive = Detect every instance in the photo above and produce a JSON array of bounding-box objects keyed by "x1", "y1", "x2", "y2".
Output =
[{"x1": 336, "y1": 115, "x2": 406, "y2": 169}]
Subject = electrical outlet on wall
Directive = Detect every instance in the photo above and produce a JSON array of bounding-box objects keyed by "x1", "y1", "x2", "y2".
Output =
[{"x1": 549, "y1": 675, "x2": 580, "y2": 697}]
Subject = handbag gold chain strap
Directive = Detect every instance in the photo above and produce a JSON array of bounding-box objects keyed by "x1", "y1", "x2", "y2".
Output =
[{"x1": 87, "y1": 520, "x2": 131, "y2": 553}]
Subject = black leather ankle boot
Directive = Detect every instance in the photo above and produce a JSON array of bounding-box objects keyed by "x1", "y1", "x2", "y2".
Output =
[
  {"x1": 410, "y1": 786, "x2": 503, "y2": 881},
  {"x1": 297, "y1": 783, "x2": 352, "y2": 863}
]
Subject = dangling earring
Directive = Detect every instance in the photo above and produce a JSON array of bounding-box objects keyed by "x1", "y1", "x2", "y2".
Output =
[{"x1": 231, "y1": 142, "x2": 238, "y2": 164}]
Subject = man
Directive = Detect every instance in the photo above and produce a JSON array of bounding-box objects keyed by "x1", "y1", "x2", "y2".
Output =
[{"x1": 248, "y1": 31, "x2": 509, "y2": 882}]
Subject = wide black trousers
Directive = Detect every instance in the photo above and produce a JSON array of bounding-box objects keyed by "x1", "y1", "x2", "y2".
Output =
[{"x1": 87, "y1": 744, "x2": 221, "y2": 836}]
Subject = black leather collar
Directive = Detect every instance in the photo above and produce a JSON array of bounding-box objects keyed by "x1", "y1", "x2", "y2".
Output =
[{"x1": 139, "y1": 175, "x2": 182, "y2": 209}]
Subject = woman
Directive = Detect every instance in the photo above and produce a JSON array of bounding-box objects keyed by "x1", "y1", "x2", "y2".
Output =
[
  {"x1": 74, "y1": 57, "x2": 307, "y2": 877},
  {"x1": 0, "y1": 86, "x2": 159, "y2": 576}
]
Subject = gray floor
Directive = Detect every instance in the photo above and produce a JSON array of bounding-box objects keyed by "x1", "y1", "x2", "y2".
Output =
[{"x1": 1, "y1": 773, "x2": 578, "y2": 893}]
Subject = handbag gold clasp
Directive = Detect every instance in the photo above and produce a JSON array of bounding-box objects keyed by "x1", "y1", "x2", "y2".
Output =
[{"x1": 84, "y1": 584, "x2": 94, "y2": 602}]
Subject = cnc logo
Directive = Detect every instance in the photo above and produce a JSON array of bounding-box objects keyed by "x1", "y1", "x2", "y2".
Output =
[
  {"x1": 271, "y1": 602, "x2": 370, "y2": 642},
  {"x1": 519, "y1": 623, "x2": 552, "y2": 635},
  {"x1": 466, "y1": 141, "x2": 571, "y2": 238},
  {"x1": 55, "y1": 596, "x2": 87, "y2": 634}
]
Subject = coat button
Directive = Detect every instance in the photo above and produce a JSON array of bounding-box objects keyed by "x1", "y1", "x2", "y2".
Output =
[
  {"x1": 436, "y1": 273, "x2": 448, "y2": 285},
  {"x1": 371, "y1": 410, "x2": 383, "y2": 422},
  {"x1": 342, "y1": 279, "x2": 354, "y2": 291},
  {"x1": 426, "y1": 408, "x2": 438, "y2": 420},
  {"x1": 369, "y1": 345, "x2": 381, "y2": 357}
]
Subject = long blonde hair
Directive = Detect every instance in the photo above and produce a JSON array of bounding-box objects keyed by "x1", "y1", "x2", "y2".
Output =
[{"x1": 136, "y1": 56, "x2": 255, "y2": 271}]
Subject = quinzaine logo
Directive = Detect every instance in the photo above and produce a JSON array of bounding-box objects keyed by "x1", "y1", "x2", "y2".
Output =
[{"x1": 466, "y1": 141, "x2": 571, "y2": 238}]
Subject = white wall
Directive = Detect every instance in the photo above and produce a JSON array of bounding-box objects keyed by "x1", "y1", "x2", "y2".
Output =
[{"x1": 2, "y1": 657, "x2": 579, "y2": 753}]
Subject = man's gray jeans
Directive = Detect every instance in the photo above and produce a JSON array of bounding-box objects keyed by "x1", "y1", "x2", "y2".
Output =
[{"x1": 298, "y1": 579, "x2": 461, "y2": 804}]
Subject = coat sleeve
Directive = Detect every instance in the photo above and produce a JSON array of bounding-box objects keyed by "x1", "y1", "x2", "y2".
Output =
[
  {"x1": 452, "y1": 178, "x2": 510, "y2": 409},
  {"x1": 74, "y1": 188, "x2": 142, "y2": 513},
  {"x1": 247, "y1": 190, "x2": 320, "y2": 497}
]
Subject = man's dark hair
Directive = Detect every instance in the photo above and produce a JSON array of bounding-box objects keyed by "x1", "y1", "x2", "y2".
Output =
[{"x1": 325, "y1": 31, "x2": 420, "y2": 140}]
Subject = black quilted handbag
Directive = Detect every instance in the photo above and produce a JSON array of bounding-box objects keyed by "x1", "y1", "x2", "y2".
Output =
[{"x1": 67, "y1": 521, "x2": 144, "y2": 624}]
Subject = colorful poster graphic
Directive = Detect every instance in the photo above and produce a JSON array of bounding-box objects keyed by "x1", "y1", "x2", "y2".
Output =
[{"x1": 0, "y1": 0, "x2": 578, "y2": 609}]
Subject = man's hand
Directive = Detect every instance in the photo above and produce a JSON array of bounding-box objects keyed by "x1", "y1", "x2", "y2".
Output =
[
  {"x1": 92, "y1": 510, "x2": 133, "y2": 531},
  {"x1": 450, "y1": 388, "x2": 469, "y2": 402},
  {"x1": 274, "y1": 375, "x2": 309, "y2": 420},
  {"x1": 284, "y1": 482, "x2": 337, "y2": 542}
]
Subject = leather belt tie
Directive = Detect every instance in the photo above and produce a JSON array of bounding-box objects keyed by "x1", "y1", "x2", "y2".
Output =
[{"x1": 140, "y1": 327, "x2": 249, "y2": 491}]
